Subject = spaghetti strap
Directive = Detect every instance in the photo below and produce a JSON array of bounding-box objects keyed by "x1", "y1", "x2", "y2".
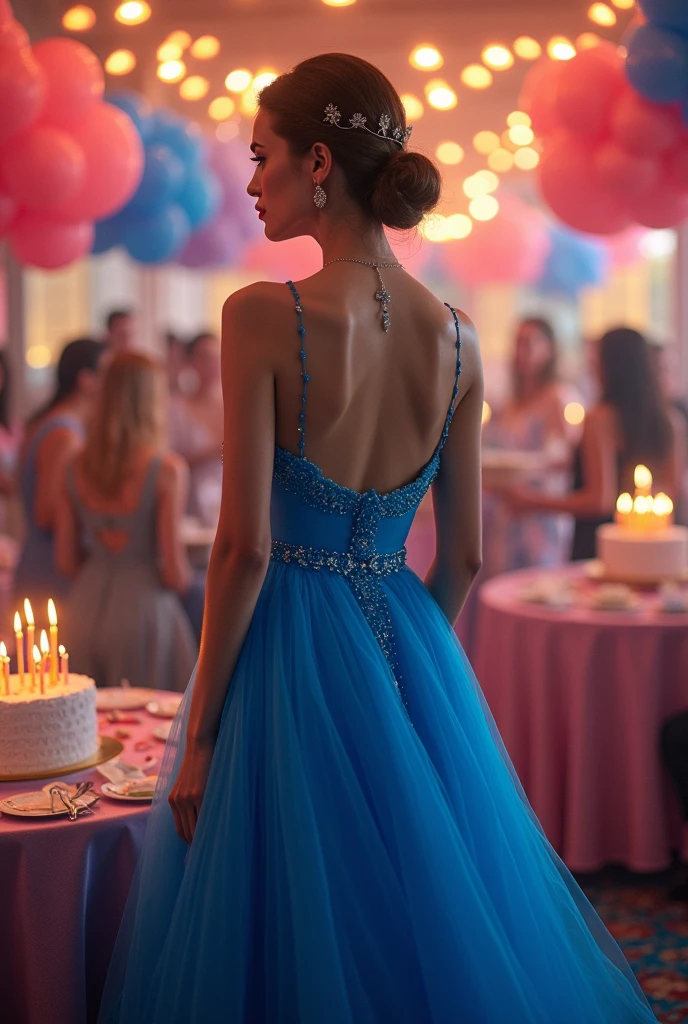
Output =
[
  {"x1": 286, "y1": 281, "x2": 309, "y2": 459},
  {"x1": 436, "y1": 303, "x2": 462, "y2": 455}
]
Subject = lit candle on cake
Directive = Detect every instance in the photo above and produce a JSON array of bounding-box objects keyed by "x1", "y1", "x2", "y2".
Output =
[
  {"x1": 33, "y1": 644, "x2": 43, "y2": 696},
  {"x1": 59, "y1": 644, "x2": 68, "y2": 688},
  {"x1": 40, "y1": 630, "x2": 50, "y2": 693},
  {"x1": 24, "y1": 599, "x2": 35, "y2": 691},
  {"x1": 47, "y1": 599, "x2": 58, "y2": 686},
  {"x1": 13, "y1": 611, "x2": 24, "y2": 690},
  {"x1": 615, "y1": 466, "x2": 673, "y2": 534},
  {"x1": 0, "y1": 642, "x2": 8, "y2": 696}
]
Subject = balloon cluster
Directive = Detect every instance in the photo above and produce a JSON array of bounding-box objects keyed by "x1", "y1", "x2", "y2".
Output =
[
  {"x1": 0, "y1": 5, "x2": 143, "y2": 269},
  {"x1": 536, "y1": 226, "x2": 608, "y2": 299},
  {"x1": 521, "y1": 40, "x2": 688, "y2": 234},
  {"x1": 626, "y1": 0, "x2": 688, "y2": 110},
  {"x1": 93, "y1": 91, "x2": 221, "y2": 265}
]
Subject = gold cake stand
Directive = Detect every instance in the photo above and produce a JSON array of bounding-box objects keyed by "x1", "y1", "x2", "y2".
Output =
[{"x1": 0, "y1": 735, "x2": 124, "y2": 783}]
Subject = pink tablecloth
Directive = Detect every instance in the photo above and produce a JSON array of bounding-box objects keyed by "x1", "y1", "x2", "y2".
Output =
[
  {"x1": 0, "y1": 694, "x2": 173, "y2": 1024},
  {"x1": 473, "y1": 565, "x2": 688, "y2": 873}
]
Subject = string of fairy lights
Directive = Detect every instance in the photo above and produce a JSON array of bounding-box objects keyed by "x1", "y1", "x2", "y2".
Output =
[{"x1": 59, "y1": 0, "x2": 636, "y2": 241}]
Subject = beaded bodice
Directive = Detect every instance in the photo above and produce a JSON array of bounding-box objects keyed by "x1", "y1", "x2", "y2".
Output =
[{"x1": 270, "y1": 281, "x2": 462, "y2": 717}]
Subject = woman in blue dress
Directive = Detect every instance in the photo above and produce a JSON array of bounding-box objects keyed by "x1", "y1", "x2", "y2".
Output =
[{"x1": 100, "y1": 54, "x2": 657, "y2": 1023}]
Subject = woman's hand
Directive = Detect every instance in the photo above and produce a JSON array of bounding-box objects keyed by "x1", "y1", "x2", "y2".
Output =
[{"x1": 168, "y1": 736, "x2": 215, "y2": 844}]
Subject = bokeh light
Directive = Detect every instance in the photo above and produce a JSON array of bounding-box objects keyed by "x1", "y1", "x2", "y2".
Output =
[
  {"x1": 157, "y1": 42, "x2": 182, "y2": 61},
  {"x1": 611, "y1": 0, "x2": 634, "y2": 7},
  {"x1": 576, "y1": 32, "x2": 602, "y2": 49},
  {"x1": 588, "y1": 2, "x2": 617, "y2": 26},
  {"x1": 482, "y1": 401, "x2": 492, "y2": 426},
  {"x1": 469, "y1": 195, "x2": 499, "y2": 221},
  {"x1": 446, "y1": 213, "x2": 473, "y2": 239},
  {"x1": 400, "y1": 94, "x2": 424, "y2": 120},
  {"x1": 473, "y1": 130, "x2": 500, "y2": 154},
  {"x1": 158, "y1": 60, "x2": 186, "y2": 83},
  {"x1": 425, "y1": 80, "x2": 457, "y2": 110},
  {"x1": 209, "y1": 96, "x2": 236, "y2": 120},
  {"x1": 179, "y1": 76, "x2": 210, "y2": 101},
  {"x1": 225, "y1": 68, "x2": 253, "y2": 93},
  {"x1": 487, "y1": 148, "x2": 514, "y2": 172},
  {"x1": 420, "y1": 215, "x2": 453, "y2": 243},
  {"x1": 216, "y1": 121, "x2": 240, "y2": 142},
  {"x1": 463, "y1": 170, "x2": 499, "y2": 198},
  {"x1": 321, "y1": 0, "x2": 357, "y2": 6},
  {"x1": 253, "y1": 69, "x2": 279, "y2": 92},
  {"x1": 513, "y1": 36, "x2": 541, "y2": 60},
  {"x1": 548, "y1": 36, "x2": 576, "y2": 60},
  {"x1": 105, "y1": 49, "x2": 136, "y2": 75},
  {"x1": 481, "y1": 45, "x2": 514, "y2": 70},
  {"x1": 506, "y1": 110, "x2": 531, "y2": 128},
  {"x1": 114, "y1": 1, "x2": 151, "y2": 25},
  {"x1": 409, "y1": 45, "x2": 443, "y2": 71},
  {"x1": 166, "y1": 30, "x2": 192, "y2": 49},
  {"x1": 436, "y1": 141, "x2": 465, "y2": 165},
  {"x1": 26, "y1": 345, "x2": 52, "y2": 370},
  {"x1": 460, "y1": 65, "x2": 493, "y2": 89},
  {"x1": 564, "y1": 402, "x2": 586, "y2": 426},
  {"x1": 190, "y1": 36, "x2": 221, "y2": 60},
  {"x1": 513, "y1": 147, "x2": 540, "y2": 170},
  {"x1": 240, "y1": 89, "x2": 259, "y2": 117},
  {"x1": 508, "y1": 124, "x2": 535, "y2": 146},
  {"x1": 500, "y1": 130, "x2": 519, "y2": 153},
  {"x1": 62, "y1": 6, "x2": 96, "y2": 31}
]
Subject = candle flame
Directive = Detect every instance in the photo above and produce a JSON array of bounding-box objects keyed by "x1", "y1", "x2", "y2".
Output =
[
  {"x1": 653, "y1": 492, "x2": 674, "y2": 516},
  {"x1": 14, "y1": 611, "x2": 21, "y2": 632},
  {"x1": 23, "y1": 598, "x2": 34, "y2": 626},
  {"x1": 32, "y1": 644, "x2": 41, "y2": 665},
  {"x1": 616, "y1": 492, "x2": 633, "y2": 515},
  {"x1": 634, "y1": 464, "x2": 652, "y2": 490},
  {"x1": 0, "y1": 642, "x2": 7, "y2": 658},
  {"x1": 633, "y1": 495, "x2": 651, "y2": 514},
  {"x1": 58, "y1": 644, "x2": 66, "y2": 656},
  {"x1": 48, "y1": 598, "x2": 57, "y2": 626},
  {"x1": 40, "y1": 629, "x2": 49, "y2": 655}
]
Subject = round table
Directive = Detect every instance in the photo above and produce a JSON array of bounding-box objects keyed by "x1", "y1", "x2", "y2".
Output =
[
  {"x1": 473, "y1": 565, "x2": 688, "y2": 873},
  {"x1": 0, "y1": 693, "x2": 175, "y2": 1024}
]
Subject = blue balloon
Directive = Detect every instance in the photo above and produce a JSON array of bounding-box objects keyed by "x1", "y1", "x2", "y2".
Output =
[
  {"x1": 149, "y1": 110, "x2": 204, "y2": 168},
  {"x1": 537, "y1": 227, "x2": 608, "y2": 300},
  {"x1": 123, "y1": 203, "x2": 191, "y2": 264},
  {"x1": 626, "y1": 23, "x2": 688, "y2": 103},
  {"x1": 639, "y1": 0, "x2": 688, "y2": 36},
  {"x1": 91, "y1": 213, "x2": 127, "y2": 254},
  {"x1": 177, "y1": 168, "x2": 222, "y2": 229},
  {"x1": 107, "y1": 91, "x2": 153, "y2": 143},
  {"x1": 128, "y1": 144, "x2": 186, "y2": 214}
]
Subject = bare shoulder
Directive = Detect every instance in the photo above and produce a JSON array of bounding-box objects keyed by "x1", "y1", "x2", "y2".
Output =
[
  {"x1": 450, "y1": 307, "x2": 481, "y2": 386},
  {"x1": 222, "y1": 281, "x2": 295, "y2": 369}
]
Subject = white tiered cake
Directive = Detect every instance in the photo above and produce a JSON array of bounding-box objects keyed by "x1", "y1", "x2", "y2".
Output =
[
  {"x1": 0, "y1": 673, "x2": 98, "y2": 777},
  {"x1": 596, "y1": 465, "x2": 688, "y2": 583}
]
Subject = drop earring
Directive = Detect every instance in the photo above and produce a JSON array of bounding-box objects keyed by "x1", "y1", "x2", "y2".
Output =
[{"x1": 313, "y1": 181, "x2": 327, "y2": 209}]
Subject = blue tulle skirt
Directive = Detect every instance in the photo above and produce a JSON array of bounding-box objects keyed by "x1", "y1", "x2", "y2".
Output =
[{"x1": 99, "y1": 563, "x2": 656, "y2": 1023}]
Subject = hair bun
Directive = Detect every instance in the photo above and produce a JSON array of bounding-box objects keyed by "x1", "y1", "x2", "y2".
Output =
[{"x1": 370, "y1": 150, "x2": 441, "y2": 230}]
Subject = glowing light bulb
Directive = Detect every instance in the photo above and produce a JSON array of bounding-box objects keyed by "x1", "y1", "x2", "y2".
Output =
[
  {"x1": 445, "y1": 214, "x2": 473, "y2": 240},
  {"x1": 588, "y1": 3, "x2": 617, "y2": 26},
  {"x1": 506, "y1": 111, "x2": 531, "y2": 128},
  {"x1": 513, "y1": 147, "x2": 540, "y2": 170},
  {"x1": 469, "y1": 195, "x2": 499, "y2": 221},
  {"x1": 634, "y1": 464, "x2": 653, "y2": 491},
  {"x1": 460, "y1": 65, "x2": 493, "y2": 89},
  {"x1": 481, "y1": 45, "x2": 514, "y2": 70},
  {"x1": 482, "y1": 401, "x2": 492, "y2": 425},
  {"x1": 400, "y1": 94, "x2": 424, "y2": 120},
  {"x1": 179, "y1": 76, "x2": 210, "y2": 101},
  {"x1": 225, "y1": 68, "x2": 253, "y2": 93},
  {"x1": 208, "y1": 96, "x2": 236, "y2": 120},
  {"x1": 190, "y1": 35, "x2": 221, "y2": 59},
  {"x1": 576, "y1": 32, "x2": 602, "y2": 50},
  {"x1": 410, "y1": 45, "x2": 443, "y2": 71},
  {"x1": 114, "y1": 1, "x2": 151, "y2": 26},
  {"x1": 62, "y1": 5, "x2": 96, "y2": 31},
  {"x1": 105, "y1": 49, "x2": 136, "y2": 75},
  {"x1": 157, "y1": 60, "x2": 186, "y2": 83},
  {"x1": 473, "y1": 130, "x2": 500, "y2": 155},
  {"x1": 508, "y1": 124, "x2": 535, "y2": 146},
  {"x1": 488, "y1": 148, "x2": 514, "y2": 172},
  {"x1": 616, "y1": 492, "x2": 633, "y2": 515},
  {"x1": 435, "y1": 141, "x2": 464, "y2": 165},
  {"x1": 564, "y1": 402, "x2": 585, "y2": 426},
  {"x1": 425, "y1": 80, "x2": 457, "y2": 110},
  {"x1": 548, "y1": 36, "x2": 576, "y2": 61},
  {"x1": 513, "y1": 36, "x2": 541, "y2": 60}
]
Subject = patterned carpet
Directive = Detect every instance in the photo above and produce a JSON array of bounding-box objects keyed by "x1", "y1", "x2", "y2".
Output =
[{"x1": 580, "y1": 867, "x2": 688, "y2": 1022}]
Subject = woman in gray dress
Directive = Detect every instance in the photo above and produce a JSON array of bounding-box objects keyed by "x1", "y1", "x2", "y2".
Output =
[{"x1": 55, "y1": 352, "x2": 197, "y2": 690}]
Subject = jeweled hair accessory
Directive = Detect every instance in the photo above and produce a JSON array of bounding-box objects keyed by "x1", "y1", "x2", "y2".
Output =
[{"x1": 323, "y1": 104, "x2": 413, "y2": 147}]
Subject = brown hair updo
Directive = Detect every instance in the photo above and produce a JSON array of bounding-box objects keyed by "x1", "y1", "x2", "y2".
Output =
[{"x1": 259, "y1": 53, "x2": 441, "y2": 230}]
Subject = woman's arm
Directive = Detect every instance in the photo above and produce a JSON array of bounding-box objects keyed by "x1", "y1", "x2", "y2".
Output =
[
  {"x1": 35, "y1": 427, "x2": 84, "y2": 531},
  {"x1": 54, "y1": 464, "x2": 85, "y2": 579},
  {"x1": 425, "y1": 314, "x2": 484, "y2": 625},
  {"x1": 156, "y1": 454, "x2": 192, "y2": 593},
  {"x1": 169, "y1": 284, "x2": 277, "y2": 844}
]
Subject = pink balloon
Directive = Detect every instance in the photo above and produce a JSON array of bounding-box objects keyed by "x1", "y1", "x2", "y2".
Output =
[
  {"x1": 56, "y1": 103, "x2": 144, "y2": 222},
  {"x1": 555, "y1": 43, "x2": 624, "y2": 140},
  {"x1": 611, "y1": 91, "x2": 682, "y2": 156},
  {"x1": 539, "y1": 133, "x2": 632, "y2": 235},
  {"x1": 0, "y1": 17, "x2": 29, "y2": 51},
  {"x1": 243, "y1": 235, "x2": 323, "y2": 281},
  {"x1": 519, "y1": 59, "x2": 565, "y2": 137},
  {"x1": 9, "y1": 212, "x2": 93, "y2": 269},
  {"x1": 438, "y1": 194, "x2": 550, "y2": 288},
  {"x1": 0, "y1": 125, "x2": 86, "y2": 211},
  {"x1": 0, "y1": 45, "x2": 46, "y2": 145},
  {"x1": 32, "y1": 37, "x2": 104, "y2": 128},
  {"x1": 0, "y1": 192, "x2": 17, "y2": 236},
  {"x1": 601, "y1": 226, "x2": 647, "y2": 269},
  {"x1": 625, "y1": 182, "x2": 688, "y2": 229},
  {"x1": 666, "y1": 139, "x2": 688, "y2": 190},
  {"x1": 594, "y1": 141, "x2": 660, "y2": 196}
]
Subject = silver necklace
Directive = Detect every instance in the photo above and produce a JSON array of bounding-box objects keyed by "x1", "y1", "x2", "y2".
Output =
[{"x1": 324, "y1": 257, "x2": 402, "y2": 333}]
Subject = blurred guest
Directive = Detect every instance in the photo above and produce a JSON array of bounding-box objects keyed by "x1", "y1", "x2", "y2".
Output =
[
  {"x1": 481, "y1": 318, "x2": 577, "y2": 576},
  {"x1": 165, "y1": 330, "x2": 186, "y2": 396},
  {"x1": 0, "y1": 350, "x2": 22, "y2": 533},
  {"x1": 15, "y1": 338, "x2": 105, "y2": 608},
  {"x1": 649, "y1": 340, "x2": 688, "y2": 524},
  {"x1": 105, "y1": 308, "x2": 137, "y2": 353},
  {"x1": 660, "y1": 711, "x2": 688, "y2": 900},
  {"x1": 169, "y1": 331, "x2": 223, "y2": 525},
  {"x1": 509, "y1": 327, "x2": 685, "y2": 559},
  {"x1": 55, "y1": 352, "x2": 196, "y2": 690}
]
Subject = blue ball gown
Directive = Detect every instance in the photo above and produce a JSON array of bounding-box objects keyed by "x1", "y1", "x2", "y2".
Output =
[{"x1": 99, "y1": 286, "x2": 656, "y2": 1023}]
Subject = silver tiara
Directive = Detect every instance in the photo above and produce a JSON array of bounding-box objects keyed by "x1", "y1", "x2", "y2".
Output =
[{"x1": 323, "y1": 104, "x2": 413, "y2": 147}]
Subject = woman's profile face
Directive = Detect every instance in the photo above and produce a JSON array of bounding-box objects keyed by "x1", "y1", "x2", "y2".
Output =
[
  {"x1": 515, "y1": 322, "x2": 552, "y2": 379},
  {"x1": 247, "y1": 108, "x2": 315, "y2": 242}
]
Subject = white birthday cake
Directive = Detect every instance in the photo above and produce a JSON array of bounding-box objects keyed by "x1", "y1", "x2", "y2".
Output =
[{"x1": 0, "y1": 674, "x2": 98, "y2": 777}]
